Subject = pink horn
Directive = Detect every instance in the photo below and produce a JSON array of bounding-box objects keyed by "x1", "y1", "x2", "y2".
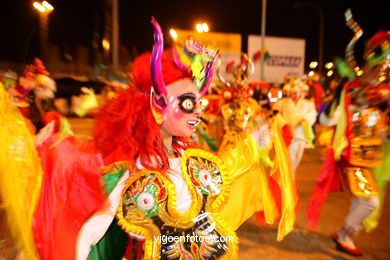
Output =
[
  {"x1": 150, "y1": 17, "x2": 168, "y2": 123},
  {"x1": 150, "y1": 17, "x2": 167, "y2": 108}
]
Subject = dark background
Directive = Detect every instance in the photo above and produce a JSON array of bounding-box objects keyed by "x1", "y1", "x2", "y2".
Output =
[{"x1": 1, "y1": 0, "x2": 388, "y2": 68}]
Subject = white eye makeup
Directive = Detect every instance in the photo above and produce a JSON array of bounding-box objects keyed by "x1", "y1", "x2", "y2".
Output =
[{"x1": 178, "y1": 93, "x2": 197, "y2": 113}]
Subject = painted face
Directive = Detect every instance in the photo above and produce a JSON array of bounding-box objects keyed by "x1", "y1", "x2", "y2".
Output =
[
  {"x1": 221, "y1": 100, "x2": 256, "y2": 132},
  {"x1": 290, "y1": 89, "x2": 302, "y2": 102},
  {"x1": 161, "y1": 78, "x2": 204, "y2": 137}
]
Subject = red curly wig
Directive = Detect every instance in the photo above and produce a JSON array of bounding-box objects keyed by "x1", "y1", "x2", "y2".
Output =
[{"x1": 94, "y1": 49, "x2": 195, "y2": 170}]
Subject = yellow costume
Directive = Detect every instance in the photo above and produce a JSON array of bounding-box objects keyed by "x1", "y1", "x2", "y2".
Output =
[
  {"x1": 211, "y1": 55, "x2": 298, "y2": 240},
  {"x1": 0, "y1": 83, "x2": 42, "y2": 259}
]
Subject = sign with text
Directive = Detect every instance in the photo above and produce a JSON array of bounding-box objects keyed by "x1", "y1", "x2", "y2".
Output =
[{"x1": 248, "y1": 35, "x2": 305, "y2": 83}]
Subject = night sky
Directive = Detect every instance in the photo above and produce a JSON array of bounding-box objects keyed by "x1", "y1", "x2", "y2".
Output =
[{"x1": 1, "y1": 0, "x2": 388, "y2": 68}]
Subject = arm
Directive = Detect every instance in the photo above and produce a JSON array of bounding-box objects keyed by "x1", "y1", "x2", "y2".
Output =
[
  {"x1": 76, "y1": 170, "x2": 130, "y2": 260},
  {"x1": 302, "y1": 100, "x2": 317, "y2": 126},
  {"x1": 319, "y1": 105, "x2": 341, "y2": 126}
]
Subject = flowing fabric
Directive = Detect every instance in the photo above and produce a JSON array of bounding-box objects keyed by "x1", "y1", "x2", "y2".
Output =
[
  {"x1": 317, "y1": 127, "x2": 334, "y2": 147},
  {"x1": 218, "y1": 131, "x2": 258, "y2": 182},
  {"x1": 269, "y1": 120, "x2": 298, "y2": 241},
  {"x1": 33, "y1": 135, "x2": 105, "y2": 260},
  {"x1": 363, "y1": 143, "x2": 390, "y2": 231},
  {"x1": 307, "y1": 82, "x2": 361, "y2": 230},
  {"x1": 332, "y1": 90, "x2": 349, "y2": 160},
  {"x1": 306, "y1": 148, "x2": 341, "y2": 230},
  {"x1": 282, "y1": 125, "x2": 293, "y2": 148},
  {"x1": 302, "y1": 120, "x2": 315, "y2": 147},
  {"x1": 59, "y1": 116, "x2": 75, "y2": 136},
  {"x1": 218, "y1": 131, "x2": 279, "y2": 231},
  {"x1": 0, "y1": 83, "x2": 42, "y2": 259},
  {"x1": 218, "y1": 121, "x2": 298, "y2": 241}
]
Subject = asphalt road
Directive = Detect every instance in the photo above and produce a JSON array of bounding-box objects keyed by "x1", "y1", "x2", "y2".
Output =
[{"x1": 236, "y1": 146, "x2": 390, "y2": 260}]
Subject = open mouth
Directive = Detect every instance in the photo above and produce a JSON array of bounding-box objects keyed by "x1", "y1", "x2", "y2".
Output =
[{"x1": 187, "y1": 119, "x2": 201, "y2": 127}]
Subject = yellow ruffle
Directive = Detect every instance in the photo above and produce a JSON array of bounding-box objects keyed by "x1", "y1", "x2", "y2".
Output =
[
  {"x1": 218, "y1": 131, "x2": 279, "y2": 231},
  {"x1": 0, "y1": 84, "x2": 42, "y2": 259},
  {"x1": 269, "y1": 119, "x2": 298, "y2": 241}
]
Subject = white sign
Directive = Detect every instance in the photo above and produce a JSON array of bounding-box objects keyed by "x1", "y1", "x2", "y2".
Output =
[{"x1": 248, "y1": 35, "x2": 305, "y2": 83}]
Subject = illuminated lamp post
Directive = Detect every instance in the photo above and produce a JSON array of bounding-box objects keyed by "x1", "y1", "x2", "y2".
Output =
[{"x1": 33, "y1": 1, "x2": 54, "y2": 61}]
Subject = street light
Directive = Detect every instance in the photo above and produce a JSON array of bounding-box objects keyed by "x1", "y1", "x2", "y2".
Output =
[
  {"x1": 102, "y1": 39, "x2": 110, "y2": 52},
  {"x1": 196, "y1": 24, "x2": 203, "y2": 33},
  {"x1": 41, "y1": 1, "x2": 54, "y2": 11},
  {"x1": 309, "y1": 61, "x2": 318, "y2": 69},
  {"x1": 169, "y1": 29, "x2": 178, "y2": 41},
  {"x1": 195, "y1": 23, "x2": 209, "y2": 33},
  {"x1": 33, "y1": 1, "x2": 54, "y2": 61},
  {"x1": 202, "y1": 23, "x2": 209, "y2": 32},
  {"x1": 33, "y1": 2, "x2": 46, "y2": 12},
  {"x1": 325, "y1": 62, "x2": 334, "y2": 70},
  {"x1": 33, "y1": 1, "x2": 54, "y2": 13}
]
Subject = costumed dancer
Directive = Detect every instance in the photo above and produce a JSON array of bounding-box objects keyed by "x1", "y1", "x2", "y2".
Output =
[
  {"x1": 20, "y1": 58, "x2": 57, "y2": 116},
  {"x1": 0, "y1": 81, "x2": 43, "y2": 260},
  {"x1": 307, "y1": 9, "x2": 390, "y2": 256},
  {"x1": 0, "y1": 79, "x2": 105, "y2": 260},
  {"x1": 1, "y1": 70, "x2": 38, "y2": 133},
  {"x1": 273, "y1": 79, "x2": 317, "y2": 177},
  {"x1": 208, "y1": 54, "x2": 298, "y2": 237},
  {"x1": 79, "y1": 19, "x2": 298, "y2": 259},
  {"x1": 78, "y1": 19, "x2": 236, "y2": 259}
]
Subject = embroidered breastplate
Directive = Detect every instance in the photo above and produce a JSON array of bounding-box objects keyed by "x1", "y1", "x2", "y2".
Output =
[
  {"x1": 116, "y1": 149, "x2": 237, "y2": 260},
  {"x1": 349, "y1": 107, "x2": 383, "y2": 168},
  {"x1": 344, "y1": 107, "x2": 384, "y2": 198}
]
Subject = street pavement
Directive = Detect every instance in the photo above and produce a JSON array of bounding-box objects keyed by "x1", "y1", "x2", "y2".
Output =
[
  {"x1": 67, "y1": 118, "x2": 389, "y2": 260},
  {"x1": 237, "y1": 146, "x2": 390, "y2": 260}
]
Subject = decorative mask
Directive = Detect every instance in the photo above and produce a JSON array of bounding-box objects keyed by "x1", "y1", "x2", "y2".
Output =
[
  {"x1": 161, "y1": 78, "x2": 205, "y2": 137},
  {"x1": 215, "y1": 53, "x2": 261, "y2": 131},
  {"x1": 150, "y1": 18, "x2": 218, "y2": 124}
]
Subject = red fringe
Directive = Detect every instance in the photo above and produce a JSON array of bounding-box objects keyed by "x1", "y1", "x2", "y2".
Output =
[{"x1": 306, "y1": 148, "x2": 340, "y2": 230}]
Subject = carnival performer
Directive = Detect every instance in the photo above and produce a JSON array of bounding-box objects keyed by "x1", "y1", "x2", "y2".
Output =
[
  {"x1": 77, "y1": 18, "x2": 296, "y2": 260},
  {"x1": 20, "y1": 58, "x2": 57, "y2": 116},
  {"x1": 201, "y1": 54, "x2": 298, "y2": 237},
  {"x1": 306, "y1": 10, "x2": 390, "y2": 256},
  {"x1": 273, "y1": 79, "x2": 317, "y2": 177},
  {"x1": 0, "y1": 70, "x2": 38, "y2": 133}
]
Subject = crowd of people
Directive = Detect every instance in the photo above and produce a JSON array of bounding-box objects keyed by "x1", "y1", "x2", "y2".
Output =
[{"x1": 0, "y1": 14, "x2": 389, "y2": 260}]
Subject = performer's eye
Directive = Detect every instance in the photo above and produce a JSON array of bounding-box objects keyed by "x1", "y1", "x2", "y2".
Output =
[
  {"x1": 178, "y1": 94, "x2": 197, "y2": 113},
  {"x1": 182, "y1": 99, "x2": 195, "y2": 110}
]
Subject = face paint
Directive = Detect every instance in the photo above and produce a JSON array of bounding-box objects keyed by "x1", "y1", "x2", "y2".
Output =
[
  {"x1": 178, "y1": 94, "x2": 197, "y2": 113},
  {"x1": 290, "y1": 90, "x2": 302, "y2": 102},
  {"x1": 161, "y1": 79, "x2": 203, "y2": 137}
]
